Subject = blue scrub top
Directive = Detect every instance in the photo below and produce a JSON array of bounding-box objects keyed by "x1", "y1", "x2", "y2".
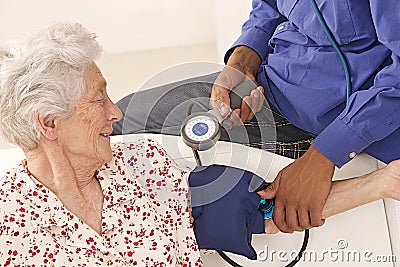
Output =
[{"x1": 226, "y1": 0, "x2": 400, "y2": 167}]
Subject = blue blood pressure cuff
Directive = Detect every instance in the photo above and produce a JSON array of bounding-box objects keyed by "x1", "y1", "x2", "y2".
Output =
[{"x1": 188, "y1": 164, "x2": 270, "y2": 260}]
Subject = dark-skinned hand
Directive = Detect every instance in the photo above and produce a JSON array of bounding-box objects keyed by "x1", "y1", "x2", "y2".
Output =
[
  {"x1": 210, "y1": 46, "x2": 264, "y2": 125},
  {"x1": 258, "y1": 145, "x2": 335, "y2": 233}
]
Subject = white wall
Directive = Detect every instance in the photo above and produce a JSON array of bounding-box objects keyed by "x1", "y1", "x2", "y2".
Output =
[
  {"x1": 0, "y1": 0, "x2": 216, "y2": 54},
  {"x1": 214, "y1": 0, "x2": 252, "y2": 62}
]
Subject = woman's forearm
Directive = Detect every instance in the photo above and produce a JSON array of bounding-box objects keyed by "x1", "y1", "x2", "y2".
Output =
[
  {"x1": 322, "y1": 170, "x2": 387, "y2": 219},
  {"x1": 264, "y1": 161, "x2": 399, "y2": 233}
]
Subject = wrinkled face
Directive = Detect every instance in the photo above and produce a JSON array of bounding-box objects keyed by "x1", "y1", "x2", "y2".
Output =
[{"x1": 56, "y1": 63, "x2": 122, "y2": 164}]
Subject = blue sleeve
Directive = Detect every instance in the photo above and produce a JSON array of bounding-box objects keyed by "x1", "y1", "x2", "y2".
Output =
[
  {"x1": 189, "y1": 165, "x2": 268, "y2": 260},
  {"x1": 224, "y1": 0, "x2": 285, "y2": 63},
  {"x1": 313, "y1": 1, "x2": 400, "y2": 167}
]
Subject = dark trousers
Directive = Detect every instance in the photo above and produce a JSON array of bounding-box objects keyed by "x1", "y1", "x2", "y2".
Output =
[{"x1": 112, "y1": 72, "x2": 316, "y2": 160}]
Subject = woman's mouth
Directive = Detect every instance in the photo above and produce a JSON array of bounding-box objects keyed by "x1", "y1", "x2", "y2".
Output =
[{"x1": 100, "y1": 133, "x2": 110, "y2": 138}]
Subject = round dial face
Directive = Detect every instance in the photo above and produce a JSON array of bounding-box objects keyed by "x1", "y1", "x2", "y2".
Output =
[{"x1": 183, "y1": 115, "x2": 217, "y2": 142}]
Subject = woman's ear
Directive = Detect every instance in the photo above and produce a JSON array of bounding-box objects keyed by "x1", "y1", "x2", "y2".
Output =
[{"x1": 34, "y1": 111, "x2": 58, "y2": 141}]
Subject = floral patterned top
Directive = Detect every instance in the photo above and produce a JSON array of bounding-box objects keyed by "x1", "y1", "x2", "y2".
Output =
[{"x1": 0, "y1": 139, "x2": 203, "y2": 266}]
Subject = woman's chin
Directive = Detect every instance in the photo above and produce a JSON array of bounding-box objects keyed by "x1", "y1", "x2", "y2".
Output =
[
  {"x1": 101, "y1": 148, "x2": 113, "y2": 164},
  {"x1": 95, "y1": 142, "x2": 113, "y2": 165},
  {"x1": 103, "y1": 154, "x2": 113, "y2": 164}
]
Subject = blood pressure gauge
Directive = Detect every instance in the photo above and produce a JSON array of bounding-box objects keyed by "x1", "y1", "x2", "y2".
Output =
[
  {"x1": 181, "y1": 80, "x2": 258, "y2": 151},
  {"x1": 181, "y1": 112, "x2": 221, "y2": 151}
]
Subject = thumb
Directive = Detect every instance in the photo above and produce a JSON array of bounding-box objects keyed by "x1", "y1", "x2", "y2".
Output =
[
  {"x1": 257, "y1": 173, "x2": 281, "y2": 199},
  {"x1": 210, "y1": 87, "x2": 231, "y2": 116}
]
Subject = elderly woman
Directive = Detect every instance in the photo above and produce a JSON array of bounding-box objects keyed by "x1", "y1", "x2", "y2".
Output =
[
  {"x1": 0, "y1": 23, "x2": 203, "y2": 266},
  {"x1": 0, "y1": 22, "x2": 400, "y2": 266}
]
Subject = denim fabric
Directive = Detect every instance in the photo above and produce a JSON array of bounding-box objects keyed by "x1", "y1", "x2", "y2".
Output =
[{"x1": 112, "y1": 72, "x2": 316, "y2": 160}]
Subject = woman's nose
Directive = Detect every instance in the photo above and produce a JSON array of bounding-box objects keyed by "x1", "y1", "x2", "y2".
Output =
[{"x1": 108, "y1": 98, "x2": 123, "y2": 122}]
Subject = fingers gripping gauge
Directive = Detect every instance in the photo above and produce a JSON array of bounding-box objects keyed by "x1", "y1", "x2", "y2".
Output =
[{"x1": 181, "y1": 80, "x2": 258, "y2": 151}]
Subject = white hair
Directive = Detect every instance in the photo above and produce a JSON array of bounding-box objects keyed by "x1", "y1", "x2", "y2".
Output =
[{"x1": 0, "y1": 22, "x2": 102, "y2": 151}]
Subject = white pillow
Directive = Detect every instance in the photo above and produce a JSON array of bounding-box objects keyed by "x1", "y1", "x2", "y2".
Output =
[{"x1": 0, "y1": 147, "x2": 24, "y2": 177}]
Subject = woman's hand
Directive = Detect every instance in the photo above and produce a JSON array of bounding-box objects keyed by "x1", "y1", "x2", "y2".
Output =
[
  {"x1": 381, "y1": 160, "x2": 400, "y2": 200},
  {"x1": 210, "y1": 46, "x2": 264, "y2": 125},
  {"x1": 265, "y1": 218, "x2": 280, "y2": 234}
]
